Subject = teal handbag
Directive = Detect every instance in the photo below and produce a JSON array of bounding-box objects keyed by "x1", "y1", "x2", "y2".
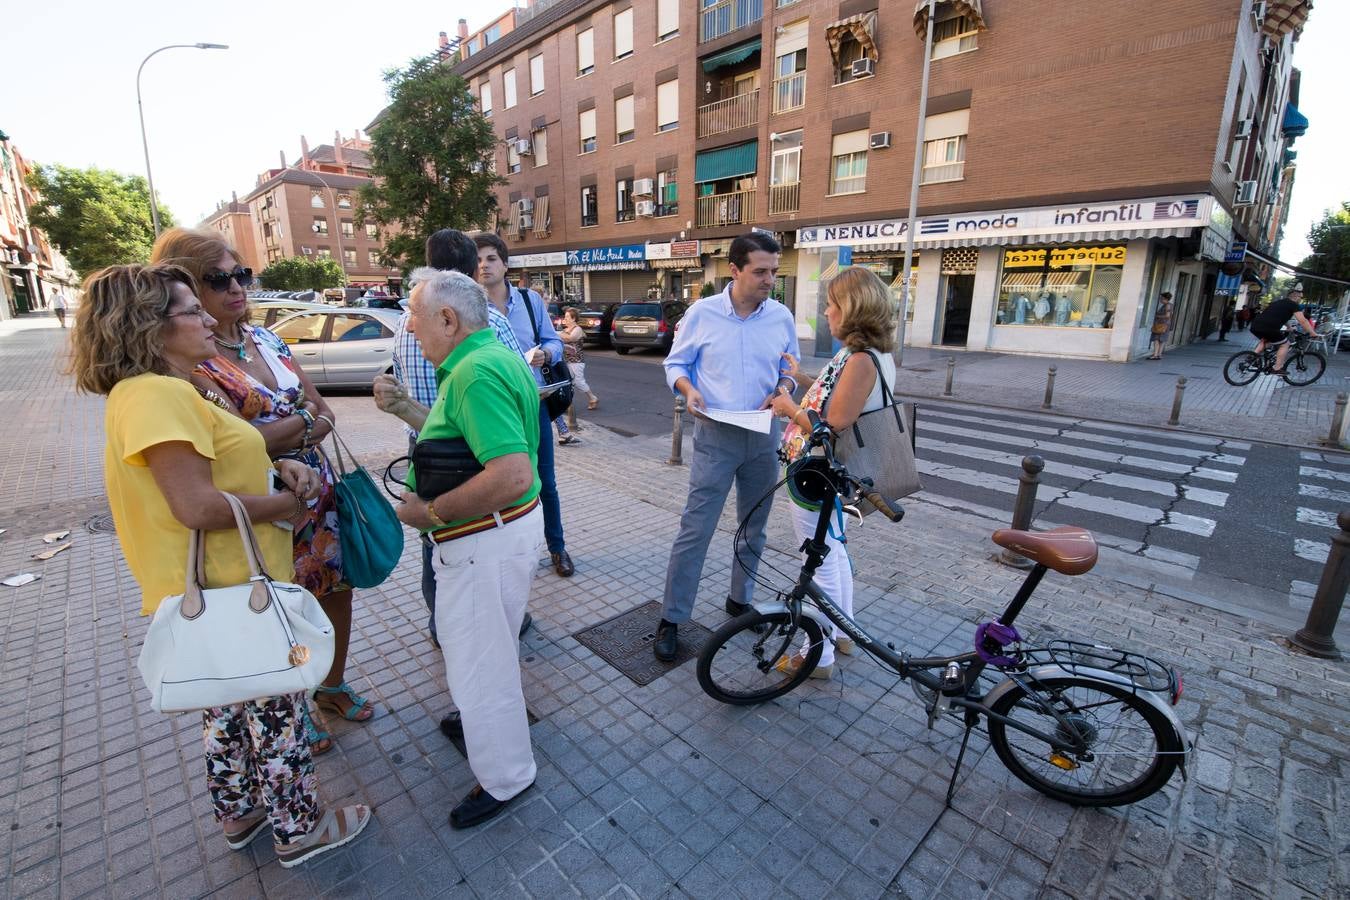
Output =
[{"x1": 327, "y1": 428, "x2": 403, "y2": 589}]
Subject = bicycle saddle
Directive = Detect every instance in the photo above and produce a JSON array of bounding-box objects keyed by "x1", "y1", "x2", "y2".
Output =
[{"x1": 991, "y1": 526, "x2": 1098, "y2": 575}]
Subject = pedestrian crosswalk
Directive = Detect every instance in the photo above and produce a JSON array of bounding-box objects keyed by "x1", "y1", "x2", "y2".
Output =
[
  {"x1": 908, "y1": 403, "x2": 1253, "y2": 578},
  {"x1": 1293, "y1": 453, "x2": 1350, "y2": 566}
]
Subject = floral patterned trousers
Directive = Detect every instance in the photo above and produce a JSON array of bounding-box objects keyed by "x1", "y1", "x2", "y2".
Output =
[{"x1": 202, "y1": 693, "x2": 319, "y2": 845}]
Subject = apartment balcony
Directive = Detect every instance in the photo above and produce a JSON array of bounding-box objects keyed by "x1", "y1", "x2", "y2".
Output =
[
  {"x1": 700, "y1": 0, "x2": 763, "y2": 43},
  {"x1": 772, "y1": 72, "x2": 806, "y2": 114},
  {"x1": 767, "y1": 182, "x2": 800, "y2": 216},
  {"x1": 696, "y1": 188, "x2": 757, "y2": 228},
  {"x1": 697, "y1": 90, "x2": 759, "y2": 138}
]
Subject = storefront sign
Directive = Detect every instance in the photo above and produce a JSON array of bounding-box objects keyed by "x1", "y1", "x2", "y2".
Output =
[
  {"x1": 508, "y1": 252, "x2": 567, "y2": 269},
  {"x1": 796, "y1": 195, "x2": 1212, "y2": 248},
  {"x1": 1003, "y1": 246, "x2": 1126, "y2": 269},
  {"x1": 567, "y1": 244, "x2": 646, "y2": 265},
  {"x1": 1224, "y1": 241, "x2": 1248, "y2": 264},
  {"x1": 672, "y1": 240, "x2": 700, "y2": 257}
]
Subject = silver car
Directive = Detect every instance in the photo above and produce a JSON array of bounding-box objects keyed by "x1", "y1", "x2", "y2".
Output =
[{"x1": 269, "y1": 307, "x2": 403, "y2": 388}]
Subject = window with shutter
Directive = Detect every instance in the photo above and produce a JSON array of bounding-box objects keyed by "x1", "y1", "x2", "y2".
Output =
[
  {"x1": 577, "y1": 28, "x2": 594, "y2": 75},
  {"x1": 614, "y1": 9, "x2": 633, "y2": 59},
  {"x1": 615, "y1": 95, "x2": 635, "y2": 143},
  {"x1": 657, "y1": 80, "x2": 679, "y2": 132}
]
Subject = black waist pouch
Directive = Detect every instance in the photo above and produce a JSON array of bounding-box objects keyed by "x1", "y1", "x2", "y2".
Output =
[{"x1": 383, "y1": 437, "x2": 484, "y2": 501}]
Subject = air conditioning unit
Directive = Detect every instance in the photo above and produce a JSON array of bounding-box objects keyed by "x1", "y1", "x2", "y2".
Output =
[
  {"x1": 519, "y1": 212, "x2": 534, "y2": 229},
  {"x1": 633, "y1": 177, "x2": 656, "y2": 197},
  {"x1": 635, "y1": 200, "x2": 656, "y2": 218},
  {"x1": 850, "y1": 57, "x2": 875, "y2": 79},
  {"x1": 301, "y1": 247, "x2": 313, "y2": 255},
  {"x1": 1251, "y1": 0, "x2": 1267, "y2": 27},
  {"x1": 1234, "y1": 180, "x2": 1258, "y2": 206},
  {"x1": 1235, "y1": 118, "x2": 1254, "y2": 139},
  {"x1": 514, "y1": 138, "x2": 533, "y2": 155},
  {"x1": 517, "y1": 198, "x2": 535, "y2": 214},
  {"x1": 869, "y1": 131, "x2": 892, "y2": 150}
]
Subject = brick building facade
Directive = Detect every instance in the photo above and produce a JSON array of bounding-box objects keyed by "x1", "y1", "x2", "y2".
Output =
[
  {"x1": 198, "y1": 192, "x2": 262, "y2": 274},
  {"x1": 454, "y1": 0, "x2": 1312, "y2": 361}
]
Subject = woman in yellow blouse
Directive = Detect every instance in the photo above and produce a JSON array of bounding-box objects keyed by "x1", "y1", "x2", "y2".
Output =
[{"x1": 70, "y1": 264, "x2": 370, "y2": 868}]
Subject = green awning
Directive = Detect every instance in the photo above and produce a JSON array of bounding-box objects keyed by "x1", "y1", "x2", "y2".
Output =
[
  {"x1": 695, "y1": 141, "x2": 759, "y2": 183},
  {"x1": 700, "y1": 38, "x2": 761, "y2": 74}
]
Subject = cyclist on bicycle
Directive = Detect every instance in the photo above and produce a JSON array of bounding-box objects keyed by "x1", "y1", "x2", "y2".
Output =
[{"x1": 1250, "y1": 283, "x2": 1313, "y2": 375}]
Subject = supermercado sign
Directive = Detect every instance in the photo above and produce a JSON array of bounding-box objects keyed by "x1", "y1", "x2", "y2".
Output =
[
  {"x1": 795, "y1": 195, "x2": 1213, "y2": 248},
  {"x1": 508, "y1": 252, "x2": 567, "y2": 268}
]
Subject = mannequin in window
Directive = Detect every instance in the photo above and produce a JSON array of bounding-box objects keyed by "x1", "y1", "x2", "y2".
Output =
[
  {"x1": 1013, "y1": 293, "x2": 1030, "y2": 324},
  {"x1": 1083, "y1": 294, "x2": 1108, "y2": 328},
  {"x1": 1033, "y1": 292, "x2": 1051, "y2": 322},
  {"x1": 1054, "y1": 292, "x2": 1071, "y2": 326}
]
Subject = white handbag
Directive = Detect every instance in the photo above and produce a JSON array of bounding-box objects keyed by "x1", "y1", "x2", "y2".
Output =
[{"x1": 137, "y1": 493, "x2": 335, "y2": 713}]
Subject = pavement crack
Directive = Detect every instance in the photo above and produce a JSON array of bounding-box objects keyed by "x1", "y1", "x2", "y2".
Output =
[
  {"x1": 1031, "y1": 417, "x2": 1098, "y2": 523},
  {"x1": 1134, "y1": 438, "x2": 1230, "y2": 555}
]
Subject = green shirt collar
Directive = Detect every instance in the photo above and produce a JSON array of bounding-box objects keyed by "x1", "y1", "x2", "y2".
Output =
[{"x1": 435, "y1": 328, "x2": 495, "y2": 383}]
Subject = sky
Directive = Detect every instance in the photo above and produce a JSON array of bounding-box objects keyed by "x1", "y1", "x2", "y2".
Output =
[{"x1": 4, "y1": 1, "x2": 1346, "y2": 265}]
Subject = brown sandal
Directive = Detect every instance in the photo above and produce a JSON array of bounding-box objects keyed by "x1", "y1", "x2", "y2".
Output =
[
  {"x1": 275, "y1": 805, "x2": 372, "y2": 869},
  {"x1": 224, "y1": 811, "x2": 269, "y2": 850}
]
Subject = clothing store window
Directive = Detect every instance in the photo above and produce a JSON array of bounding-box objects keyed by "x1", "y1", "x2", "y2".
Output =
[{"x1": 995, "y1": 245, "x2": 1126, "y2": 329}]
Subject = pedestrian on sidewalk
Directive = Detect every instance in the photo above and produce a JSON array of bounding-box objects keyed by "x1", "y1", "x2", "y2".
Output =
[
  {"x1": 476, "y1": 233, "x2": 574, "y2": 577},
  {"x1": 50, "y1": 289, "x2": 68, "y2": 328},
  {"x1": 768, "y1": 267, "x2": 897, "y2": 680},
  {"x1": 377, "y1": 228, "x2": 531, "y2": 649},
  {"x1": 653, "y1": 232, "x2": 799, "y2": 662},
  {"x1": 152, "y1": 228, "x2": 372, "y2": 752},
  {"x1": 1219, "y1": 300, "x2": 1235, "y2": 341},
  {"x1": 554, "y1": 306, "x2": 598, "y2": 446},
  {"x1": 69, "y1": 263, "x2": 371, "y2": 866},
  {"x1": 1148, "y1": 291, "x2": 1173, "y2": 359},
  {"x1": 388, "y1": 268, "x2": 544, "y2": 829}
]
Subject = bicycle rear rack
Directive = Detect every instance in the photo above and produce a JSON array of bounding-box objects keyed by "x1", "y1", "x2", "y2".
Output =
[{"x1": 1020, "y1": 640, "x2": 1176, "y2": 695}]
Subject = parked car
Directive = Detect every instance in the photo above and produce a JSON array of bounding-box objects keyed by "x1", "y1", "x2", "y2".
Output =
[
  {"x1": 249, "y1": 300, "x2": 331, "y2": 329},
  {"x1": 609, "y1": 300, "x2": 688, "y2": 355},
  {"x1": 575, "y1": 302, "x2": 621, "y2": 347},
  {"x1": 268, "y1": 307, "x2": 403, "y2": 388}
]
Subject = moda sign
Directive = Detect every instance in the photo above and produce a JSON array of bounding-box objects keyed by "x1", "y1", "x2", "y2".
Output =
[{"x1": 795, "y1": 195, "x2": 1212, "y2": 248}]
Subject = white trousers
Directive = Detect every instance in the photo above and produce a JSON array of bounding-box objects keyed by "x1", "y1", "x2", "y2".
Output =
[
  {"x1": 568, "y1": 361, "x2": 592, "y2": 396},
  {"x1": 432, "y1": 505, "x2": 544, "y2": 801},
  {"x1": 790, "y1": 502, "x2": 853, "y2": 668}
]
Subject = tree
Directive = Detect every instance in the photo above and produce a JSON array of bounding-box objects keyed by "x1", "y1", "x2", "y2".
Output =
[
  {"x1": 258, "y1": 256, "x2": 345, "y2": 291},
  {"x1": 26, "y1": 165, "x2": 174, "y2": 275},
  {"x1": 1297, "y1": 202, "x2": 1350, "y2": 306},
  {"x1": 357, "y1": 55, "x2": 504, "y2": 273}
]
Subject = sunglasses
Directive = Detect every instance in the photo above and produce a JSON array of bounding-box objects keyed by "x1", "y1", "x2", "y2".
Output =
[{"x1": 201, "y1": 267, "x2": 254, "y2": 292}]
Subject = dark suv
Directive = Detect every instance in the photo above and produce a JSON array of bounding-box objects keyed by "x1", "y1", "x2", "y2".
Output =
[
  {"x1": 609, "y1": 300, "x2": 688, "y2": 355},
  {"x1": 575, "y1": 302, "x2": 621, "y2": 346}
]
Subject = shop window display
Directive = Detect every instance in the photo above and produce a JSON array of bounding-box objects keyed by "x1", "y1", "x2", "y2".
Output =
[{"x1": 995, "y1": 246, "x2": 1124, "y2": 328}]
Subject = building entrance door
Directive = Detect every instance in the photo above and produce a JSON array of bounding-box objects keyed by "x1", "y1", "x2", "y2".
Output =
[{"x1": 939, "y1": 274, "x2": 974, "y2": 345}]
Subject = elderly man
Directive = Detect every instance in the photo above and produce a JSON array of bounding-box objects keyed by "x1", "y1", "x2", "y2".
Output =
[{"x1": 384, "y1": 268, "x2": 543, "y2": 829}]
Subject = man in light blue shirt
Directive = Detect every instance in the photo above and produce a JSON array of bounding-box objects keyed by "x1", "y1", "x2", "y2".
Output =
[{"x1": 655, "y1": 232, "x2": 800, "y2": 661}]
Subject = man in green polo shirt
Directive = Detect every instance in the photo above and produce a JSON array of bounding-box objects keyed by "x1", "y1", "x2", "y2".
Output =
[{"x1": 388, "y1": 267, "x2": 543, "y2": 829}]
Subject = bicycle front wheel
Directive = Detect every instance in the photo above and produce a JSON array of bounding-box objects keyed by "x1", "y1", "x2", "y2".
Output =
[
  {"x1": 697, "y1": 611, "x2": 825, "y2": 705},
  {"x1": 1222, "y1": 351, "x2": 1262, "y2": 386},
  {"x1": 986, "y1": 675, "x2": 1182, "y2": 807},
  {"x1": 1283, "y1": 350, "x2": 1326, "y2": 386}
]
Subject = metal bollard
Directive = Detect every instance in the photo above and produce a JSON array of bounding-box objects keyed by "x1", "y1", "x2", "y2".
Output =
[
  {"x1": 1000, "y1": 455, "x2": 1045, "y2": 569},
  {"x1": 1041, "y1": 365, "x2": 1057, "y2": 410},
  {"x1": 567, "y1": 400, "x2": 579, "y2": 432},
  {"x1": 943, "y1": 357, "x2": 955, "y2": 397},
  {"x1": 1168, "y1": 376, "x2": 1187, "y2": 426},
  {"x1": 1322, "y1": 393, "x2": 1349, "y2": 447},
  {"x1": 1290, "y1": 510, "x2": 1350, "y2": 660},
  {"x1": 668, "y1": 394, "x2": 686, "y2": 466}
]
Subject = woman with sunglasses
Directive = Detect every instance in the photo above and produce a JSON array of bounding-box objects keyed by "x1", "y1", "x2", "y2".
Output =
[
  {"x1": 69, "y1": 263, "x2": 371, "y2": 865},
  {"x1": 151, "y1": 228, "x2": 375, "y2": 755}
]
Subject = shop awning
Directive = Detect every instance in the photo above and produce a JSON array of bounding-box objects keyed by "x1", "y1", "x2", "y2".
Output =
[
  {"x1": 695, "y1": 141, "x2": 758, "y2": 183},
  {"x1": 913, "y1": 0, "x2": 987, "y2": 41},
  {"x1": 700, "y1": 38, "x2": 761, "y2": 74},
  {"x1": 1261, "y1": 0, "x2": 1312, "y2": 37},
  {"x1": 1282, "y1": 103, "x2": 1309, "y2": 139},
  {"x1": 826, "y1": 11, "x2": 880, "y2": 63},
  {"x1": 1001, "y1": 272, "x2": 1043, "y2": 289}
]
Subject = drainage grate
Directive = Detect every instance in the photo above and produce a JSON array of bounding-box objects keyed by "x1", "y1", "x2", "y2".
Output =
[
  {"x1": 85, "y1": 513, "x2": 117, "y2": 534},
  {"x1": 572, "y1": 600, "x2": 712, "y2": 686}
]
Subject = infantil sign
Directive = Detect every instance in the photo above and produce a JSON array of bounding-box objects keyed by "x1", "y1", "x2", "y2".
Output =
[{"x1": 795, "y1": 195, "x2": 1212, "y2": 248}]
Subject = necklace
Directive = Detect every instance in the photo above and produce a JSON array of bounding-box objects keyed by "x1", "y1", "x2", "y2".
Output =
[{"x1": 213, "y1": 326, "x2": 253, "y2": 362}]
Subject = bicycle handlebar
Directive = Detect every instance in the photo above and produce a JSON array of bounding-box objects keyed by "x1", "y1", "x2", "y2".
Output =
[{"x1": 802, "y1": 411, "x2": 905, "y2": 523}]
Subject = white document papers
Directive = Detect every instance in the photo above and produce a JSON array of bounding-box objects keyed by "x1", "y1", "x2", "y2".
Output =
[{"x1": 701, "y1": 407, "x2": 773, "y2": 433}]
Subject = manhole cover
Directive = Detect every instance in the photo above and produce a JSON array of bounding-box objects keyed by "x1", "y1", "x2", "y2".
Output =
[
  {"x1": 572, "y1": 601, "x2": 712, "y2": 686},
  {"x1": 85, "y1": 513, "x2": 117, "y2": 534}
]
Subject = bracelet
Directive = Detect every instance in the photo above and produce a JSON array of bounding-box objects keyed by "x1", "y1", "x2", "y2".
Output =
[
  {"x1": 315, "y1": 414, "x2": 335, "y2": 433},
  {"x1": 286, "y1": 489, "x2": 306, "y2": 520},
  {"x1": 295, "y1": 407, "x2": 315, "y2": 448},
  {"x1": 426, "y1": 498, "x2": 448, "y2": 528}
]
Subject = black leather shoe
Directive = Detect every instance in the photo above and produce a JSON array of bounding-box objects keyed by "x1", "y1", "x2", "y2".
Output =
[
  {"x1": 440, "y1": 712, "x2": 463, "y2": 741},
  {"x1": 519, "y1": 611, "x2": 534, "y2": 638},
  {"x1": 654, "y1": 619, "x2": 678, "y2": 662},
  {"x1": 725, "y1": 596, "x2": 751, "y2": 617},
  {"x1": 551, "y1": 550, "x2": 574, "y2": 577},
  {"x1": 449, "y1": 782, "x2": 533, "y2": 830}
]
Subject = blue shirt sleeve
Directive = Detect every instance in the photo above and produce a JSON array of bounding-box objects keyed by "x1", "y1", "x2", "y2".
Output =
[
  {"x1": 489, "y1": 307, "x2": 526, "y2": 358},
  {"x1": 529, "y1": 290, "x2": 563, "y2": 364},
  {"x1": 663, "y1": 303, "x2": 702, "y2": 395}
]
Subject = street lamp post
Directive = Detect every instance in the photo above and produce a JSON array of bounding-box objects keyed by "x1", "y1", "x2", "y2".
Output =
[
  {"x1": 300, "y1": 169, "x2": 347, "y2": 285},
  {"x1": 136, "y1": 42, "x2": 228, "y2": 236},
  {"x1": 894, "y1": 0, "x2": 937, "y2": 367}
]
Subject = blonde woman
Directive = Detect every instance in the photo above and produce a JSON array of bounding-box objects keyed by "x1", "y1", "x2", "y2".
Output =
[
  {"x1": 770, "y1": 267, "x2": 898, "y2": 679},
  {"x1": 69, "y1": 264, "x2": 370, "y2": 866}
]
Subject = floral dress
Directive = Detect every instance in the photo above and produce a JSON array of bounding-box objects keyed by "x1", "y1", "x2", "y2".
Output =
[
  {"x1": 196, "y1": 326, "x2": 346, "y2": 598},
  {"x1": 779, "y1": 347, "x2": 851, "y2": 466}
]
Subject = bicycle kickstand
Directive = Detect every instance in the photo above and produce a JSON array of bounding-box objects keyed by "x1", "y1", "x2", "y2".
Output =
[{"x1": 944, "y1": 721, "x2": 977, "y2": 808}]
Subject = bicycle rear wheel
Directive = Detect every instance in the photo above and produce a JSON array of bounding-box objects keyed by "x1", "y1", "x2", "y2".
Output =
[
  {"x1": 986, "y1": 675, "x2": 1182, "y2": 807},
  {"x1": 697, "y1": 611, "x2": 825, "y2": 705},
  {"x1": 1283, "y1": 350, "x2": 1326, "y2": 386},
  {"x1": 1222, "y1": 351, "x2": 1262, "y2": 386}
]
